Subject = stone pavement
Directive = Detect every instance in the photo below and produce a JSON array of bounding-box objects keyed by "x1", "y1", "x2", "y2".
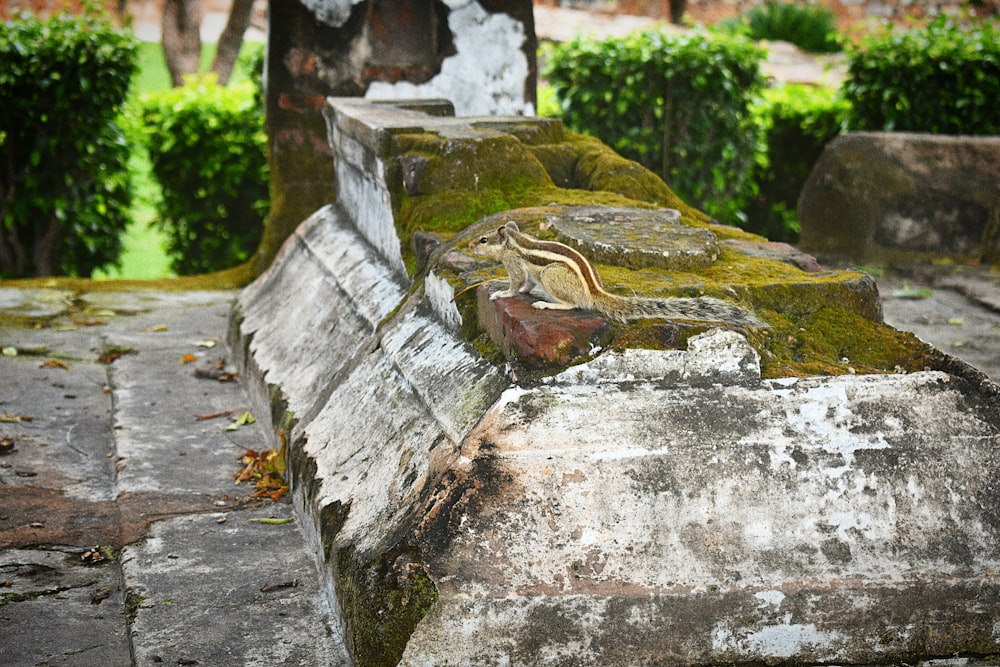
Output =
[
  {"x1": 0, "y1": 263, "x2": 998, "y2": 665},
  {"x1": 0, "y1": 288, "x2": 348, "y2": 666},
  {"x1": 861, "y1": 263, "x2": 1000, "y2": 385}
]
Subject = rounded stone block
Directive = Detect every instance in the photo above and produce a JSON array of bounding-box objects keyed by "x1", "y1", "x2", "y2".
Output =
[{"x1": 547, "y1": 206, "x2": 720, "y2": 271}]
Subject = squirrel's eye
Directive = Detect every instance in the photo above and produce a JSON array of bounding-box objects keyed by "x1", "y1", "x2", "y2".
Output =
[{"x1": 479, "y1": 237, "x2": 488, "y2": 244}]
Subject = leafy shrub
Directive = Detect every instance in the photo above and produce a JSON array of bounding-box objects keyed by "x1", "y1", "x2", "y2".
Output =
[
  {"x1": 735, "y1": 1, "x2": 842, "y2": 54},
  {"x1": 0, "y1": 11, "x2": 137, "y2": 277},
  {"x1": 745, "y1": 85, "x2": 849, "y2": 243},
  {"x1": 546, "y1": 29, "x2": 767, "y2": 225},
  {"x1": 140, "y1": 75, "x2": 268, "y2": 275},
  {"x1": 240, "y1": 42, "x2": 265, "y2": 109},
  {"x1": 845, "y1": 16, "x2": 1000, "y2": 134}
]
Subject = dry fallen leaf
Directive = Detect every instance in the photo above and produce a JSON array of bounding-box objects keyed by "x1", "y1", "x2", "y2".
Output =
[
  {"x1": 233, "y1": 441, "x2": 289, "y2": 502},
  {"x1": 260, "y1": 579, "x2": 299, "y2": 592},
  {"x1": 226, "y1": 411, "x2": 256, "y2": 431},
  {"x1": 99, "y1": 346, "x2": 135, "y2": 364},
  {"x1": 40, "y1": 359, "x2": 69, "y2": 370},
  {"x1": 195, "y1": 409, "x2": 235, "y2": 421},
  {"x1": 194, "y1": 359, "x2": 239, "y2": 382},
  {"x1": 1, "y1": 413, "x2": 33, "y2": 423},
  {"x1": 180, "y1": 353, "x2": 198, "y2": 365}
]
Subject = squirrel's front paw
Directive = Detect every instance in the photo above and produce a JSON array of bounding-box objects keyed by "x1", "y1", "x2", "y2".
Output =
[
  {"x1": 490, "y1": 290, "x2": 515, "y2": 301},
  {"x1": 533, "y1": 301, "x2": 576, "y2": 312}
]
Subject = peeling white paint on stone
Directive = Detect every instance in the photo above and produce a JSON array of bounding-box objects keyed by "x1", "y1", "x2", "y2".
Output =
[
  {"x1": 549, "y1": 329, "x2": 761, "y2": 386},
  {"x1": 424, "y1": 271, "x2": 462, "y2": 331},
  {"x1": 439, "y1": 365, "x2": 1000, "y2": 643},
  {"x1": 754, "y1": 590, "x2": 786, "y2": 608},
  {"x1": 237, "y1": 206, "x2": 407, "y2": 416},
  {"x1": 713, "y1": 620, "x2": 846, "y2": 658},
  {"x1": 299, "y1": 0, "x2": 365, "y2": 28},
  {"x1": 330, "y1": 129, "x2": 404, "y2": 273},
  {"x1": 366, "y1": 2, "x2": 532, "y2": 116},
  {"x1": 303, "y1": 350, "x2": 451, "y2": 554},
  {"x1": 380, "y1": 306, "x2": 505, "y2": 443},
  {"x1": 293, "y1": 204, "x2": 408, "y2": 325}
]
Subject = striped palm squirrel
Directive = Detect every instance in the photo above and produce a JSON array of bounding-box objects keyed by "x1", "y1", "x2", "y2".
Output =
[{"x1": 469, "y1": 221, "x2": 766, "y2": 328}]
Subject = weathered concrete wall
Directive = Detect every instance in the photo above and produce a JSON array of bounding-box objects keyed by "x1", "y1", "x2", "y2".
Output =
[
  {"x1": 405, "y1": 355, "x2": 1000, "y2": 664},
  {"x1": 233, "y1": 98, "x2": 1000, "y2": 665},
  {"x1": 798, "y1": 132, "x2": 1000, "y2": 264},
  {"x1": 255, "y1": 0, "x2": 536, "y2": 277},
  {"x1": 366, "y1": 1, "x2": 535, "y2": 116}
]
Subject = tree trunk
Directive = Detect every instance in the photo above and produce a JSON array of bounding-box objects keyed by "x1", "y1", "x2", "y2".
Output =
[
  {"x1": 31, "y1": 214, "x2": 61, "y2": 277},
  {"x1": 669, "y1": 0, "x2": 686, "y2": 24},
  {"x1": 210, "y1": 0, "x2": 255, "y2": 85},
  {"x1": 162, "y1": 0, "x2": 203, "y2": 87}
]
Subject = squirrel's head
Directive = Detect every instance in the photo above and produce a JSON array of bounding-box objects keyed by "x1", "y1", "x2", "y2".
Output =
[{"x1": 470, "y1": 220, "x2": 518, "y2": 254}]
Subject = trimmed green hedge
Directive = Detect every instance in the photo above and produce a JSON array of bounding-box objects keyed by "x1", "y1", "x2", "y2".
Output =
[
  {"x1": 746, "y1": 85, "x2": 849, "y2": 243},
  {"x1": 0, "y1": 11, "x2": 137, "y2": 277},
  {"x1": 140, "y1": 74, "x2": 268, "y2": 275},
  {"x1": 733, "y1": 1, "x2": 842, "y2": 54},
  {"x1": 546, "y1": 29, "x2": 767, "y2": 226},
  {"x1": 845, "y1": 16, "x2": 1000, "y2": 134}
]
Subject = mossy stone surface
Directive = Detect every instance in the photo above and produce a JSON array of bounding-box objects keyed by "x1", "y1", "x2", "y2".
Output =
[{"x1": 436, "y1": 205, "x2": 933, "y2": 380}]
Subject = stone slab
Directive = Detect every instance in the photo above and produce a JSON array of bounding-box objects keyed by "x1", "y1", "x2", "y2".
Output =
[
  {"x1": 123, "y1": 502, "x2": 350, "y2": 666},
  {"x1": 798, "y1": 132, "x2": 1000, "y2": 263},
  {"x1": 721, "y1": 238, "x2": 823, "y2": 273},
  {"x1": 0, "y1": 288, "x2": 75, "y2": 321},
  {"x1": 0, "y1": 288, "x2": 349, "y2": 665},
  {"x1": 102, "y1": 293, "x2": 265, "y2": 497},
  {"x1": 549, "y1": 205, "x2": 720, "y2": 271},
  {"x1": 0, "y1": 547, "x2": 130, "y2": 667},
  {"x1": 403, "y1": 351, "x2": 1000, "y2": 665},
  {"x1": 0, "y1": 355, "x2": 115, "y2": 501}
]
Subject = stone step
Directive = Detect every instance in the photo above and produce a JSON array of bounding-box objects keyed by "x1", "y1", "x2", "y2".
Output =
[{"x1": 0, "y1": 289, "x2": 347, "y2": 666}]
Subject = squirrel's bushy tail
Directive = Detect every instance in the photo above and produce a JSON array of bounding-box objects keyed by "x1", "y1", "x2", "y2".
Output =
[{"x1": 600, "y1": 295, "x2": 767, "y2": 328}]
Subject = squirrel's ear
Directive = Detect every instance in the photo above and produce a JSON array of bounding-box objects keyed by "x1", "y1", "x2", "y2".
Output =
[
  {"x1": 504, "y1": 221, "x2": 520, "y2": 233},
  {"x1": 496, "y1": 225, "x2": 506, "y2": 240}
]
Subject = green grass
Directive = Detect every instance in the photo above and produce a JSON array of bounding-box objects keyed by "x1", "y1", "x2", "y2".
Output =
[{"x1": 93, "y1": 40, "x2": 263, "y2": 281}]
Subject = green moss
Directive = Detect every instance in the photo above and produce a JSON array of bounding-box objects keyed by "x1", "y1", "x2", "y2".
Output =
[
  {"x1": 335, "y1": 545, "x2": 439, "y2": 667},
  {"x1": 389, "y1": 124, "x2": 720, "y2": 276},
  {"x1": 562, "y1": 131, "x2": 712, "y2": 224},
  {"x1": 753, "y1": 307, "x2": 937, "y2": 378},
  {"x1": 125, "y1": 591, "x2": 148, "y2": 623},
  {"x1": 447, "y1": 209, "x2": 932, "y2": 379}
]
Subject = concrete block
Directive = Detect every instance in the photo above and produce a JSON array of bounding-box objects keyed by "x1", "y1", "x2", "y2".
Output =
[
  {"x1": 236, "y1": 205, "x2": 408, "y2": 419},
  {"x1": 798, "y1": 132, "x2": 1000, "y2": 263},
  {"x1": 235, "y1": 99, "x2": 1000, "y2": 666},
  {"x1": 123, "y1": 503, "x2": 349, "y2": 666},
  {"x1": 403, "y1": 365, "x2": 1000, "y2": 665}
]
